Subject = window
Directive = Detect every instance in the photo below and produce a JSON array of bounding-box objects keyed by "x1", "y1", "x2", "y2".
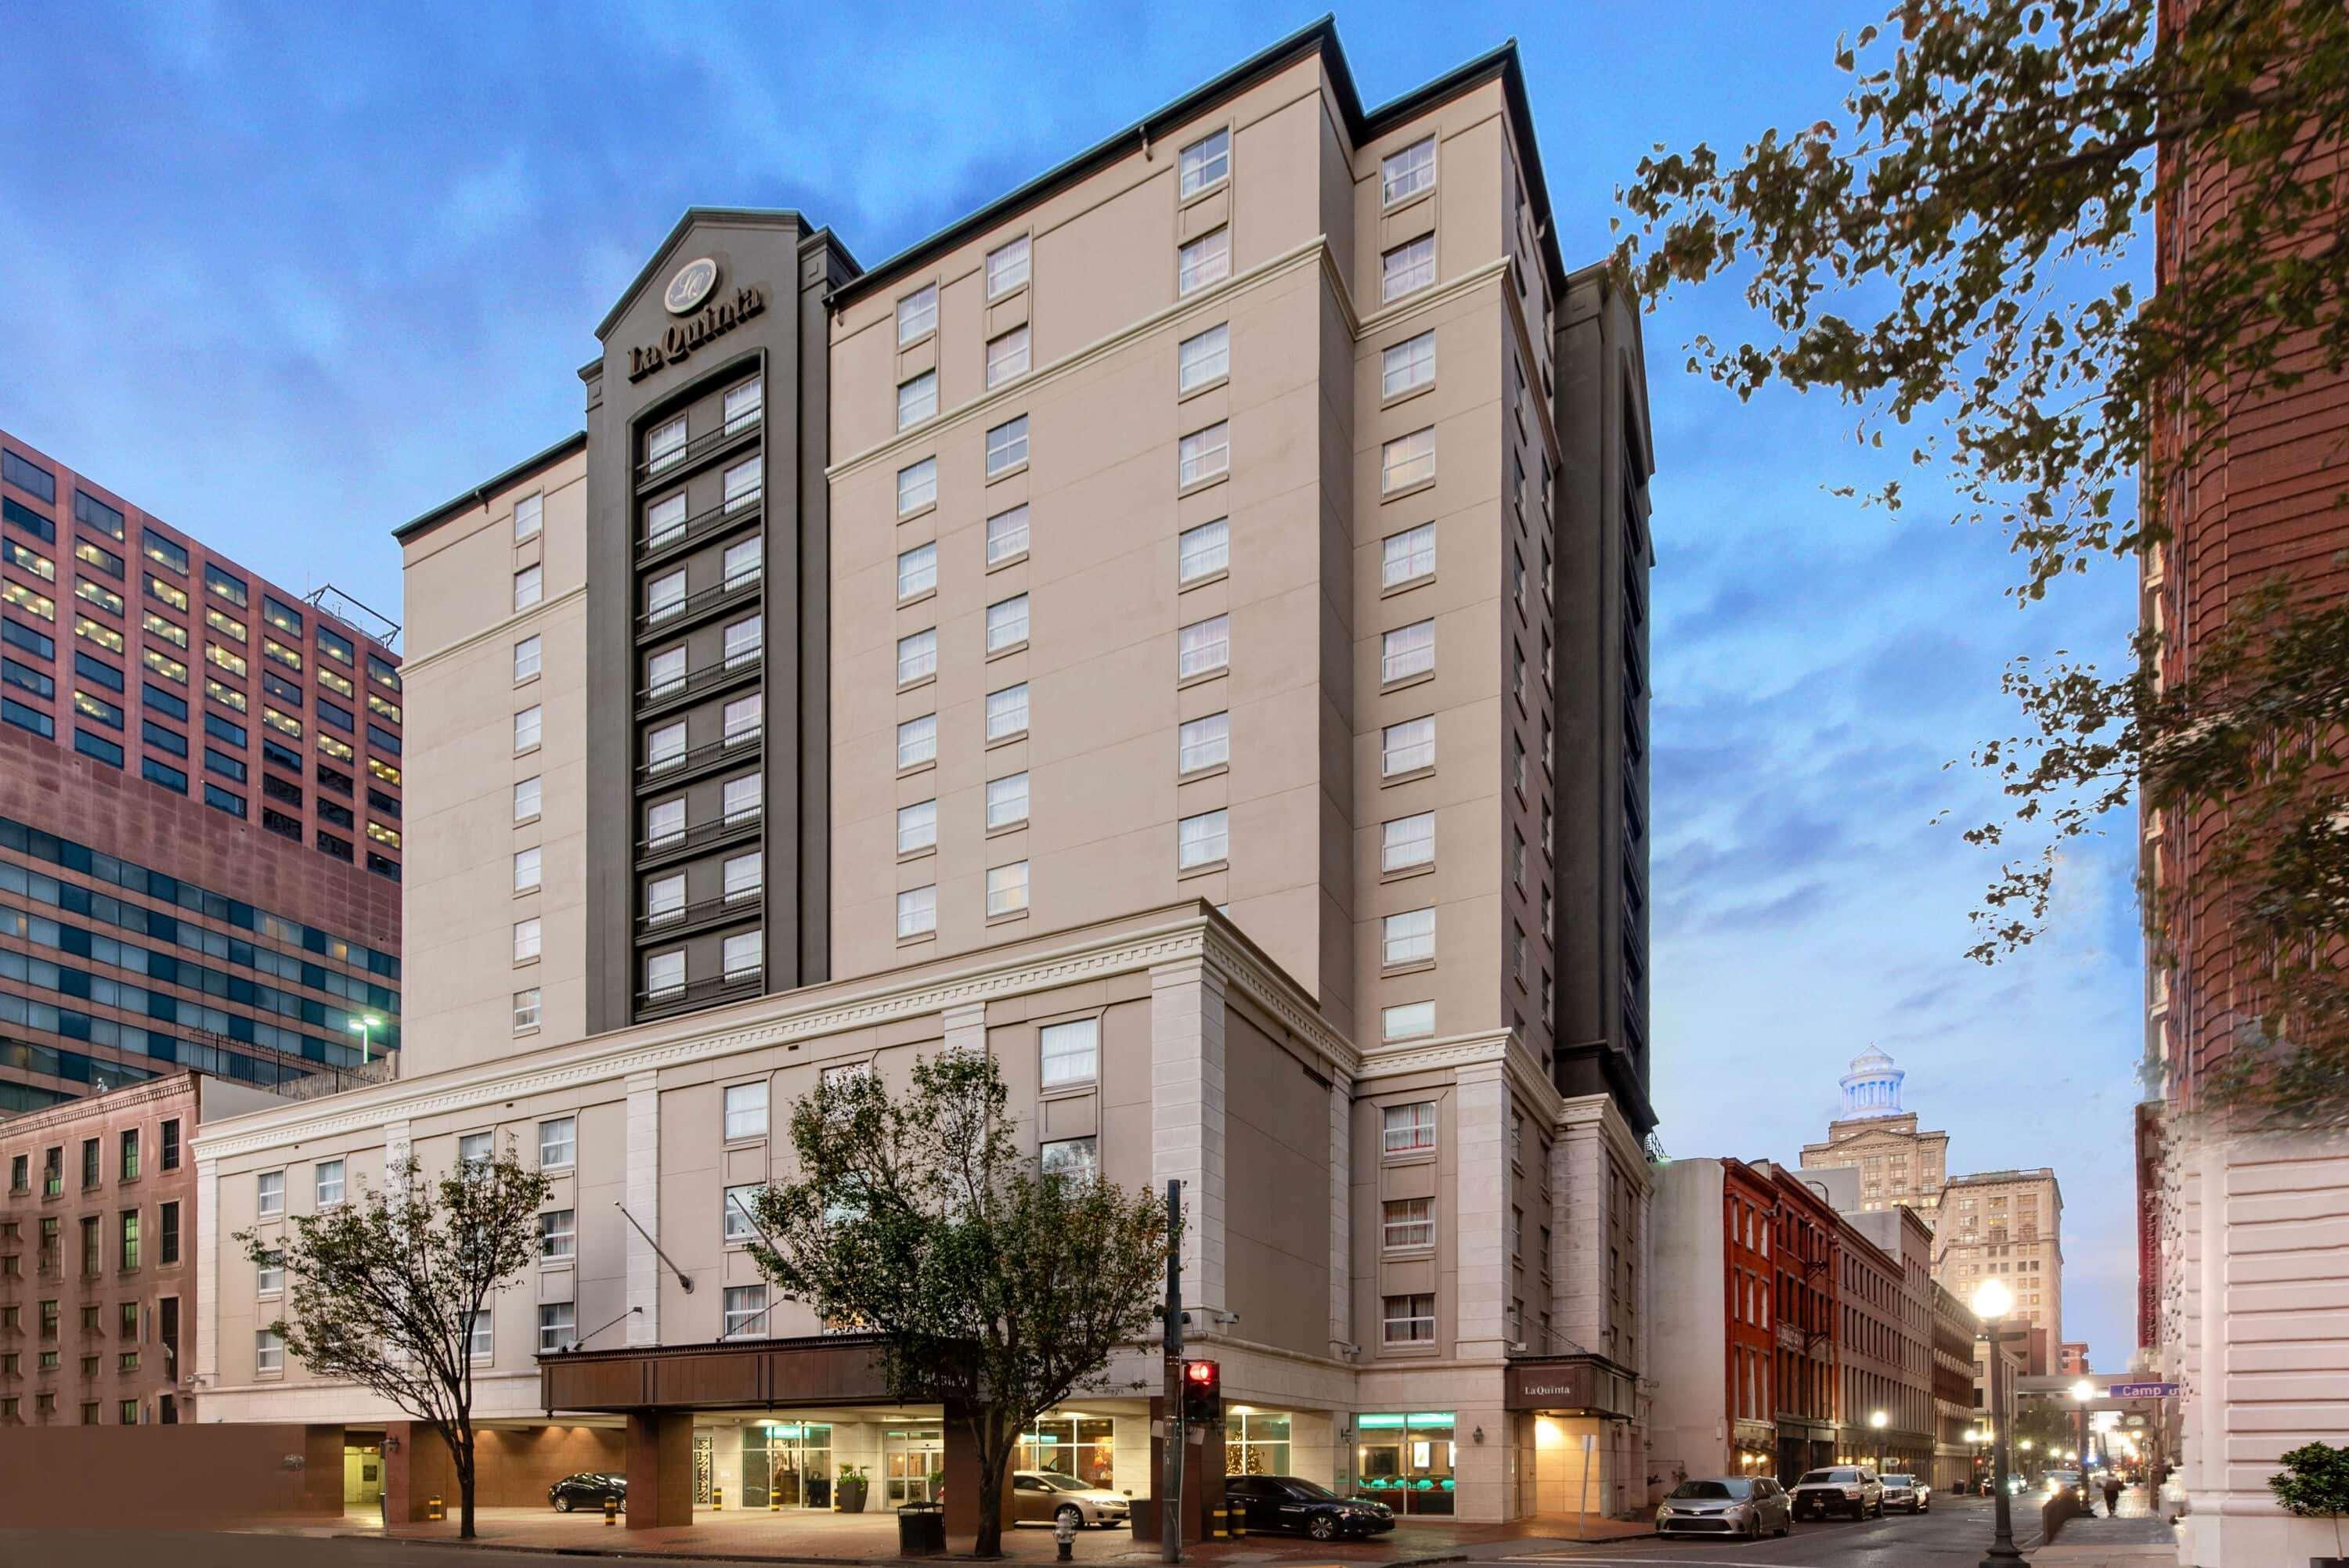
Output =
[
  {"x1": 646, "y1": 721, "x2": 685, "y2": 772},
  {"x1": 716, "y1": 693, "x2": 759, "y2": 746},
  {"x1": 469, "y1": 1310, "x2": 493, "y2": 1362},
  {"x1": 514, "y1": 917, "x2": 542, "y2": 963},
  {"x1": 1177, "y1": 712, "x2": 1229, "y2": 774},
  {"x1": 644, "y1": 950, "x2": 684, "y2": 1000},
  {"x1": 723, "y1": 614, "x2": 763, "y2": 668},
  {"x1": 159, "y1": 1202, "x2": 179, "y2": 1265},
  {"x1": 77, "y1": 579, "x2": 124, "y2": 615},
  {"x1": 514, "y1": 775, "x2": 542, "y2": 820},
  {"x1": 1381, "y1": 1001, "x2": 1435, "y2": 1040},
  {"x1": 646, "y1": 416, "x2": 687, "y2": 474},
  {"x1": 897, "y1": 542, "x2": 937, "y2": 600},
  {"x1": 205, "y1": 562, "x2": 247, "y2": 608},
  {"x1": 1382, "y1": 812, "x2": 1434, "y2": 871},
  {"x1": 261, "y1": 634, "x2": 300, "y2": 672},
  {"x1": 512, "y1": 988, "x2": 542, "y2": 1031},
  {"x1": 897, "y1": 371, "x2": 937, "y2": 431},
  {"x1": 723, "y1": 1184, "x2": 762, "y2": 1243},
  {"x1": 255, "y1": 1170, "x2": 285, "y2": 1218},
  {"x1": 646, "y1": 647, "x2": 684, "y2": 698},
  {"x1": 513, "y1": 845, "x2": 542, "y2": 892},
  {"x1": 2, "y1": 539, "x2": 51, "y2": 579},
  {"x1": 646, "y1": 874, "x2": 685, "y2": 925},
  {"x1": 1382, "y1": 907, "x2": 1436, "y2": 966},
  {"x1": 722, "y1": 456, "x2": 762, "y2": 513},
  {"x1": 513, "y1": 564, "x2": 543, "y2": 611},
  {"x1": 1382, "y1": 1293, "x2": 1435, "y2": 1344},
  {"x1": 1041, "y1": 1137, "x2": 1099, "y2": 1184},
  {"x1": 1382, "y1": 1101, "x2": 1436, "y2": 1153},
  {"x1": 2, "y1": 582, "x2": 54, "y2": 621},
  {"x1": 1381, "y1": 428, "x2": 1436, "y2": 493},
  {"x1": 985, "y1": 415, "x2": 1029, "y2": 477},
  {"x1": 161, "y1": 1121, "x2": 179, "y2": 1172},
  {"x1": 985, "y1": 683, "x2": 1028, "y2": 741},
  {"x1": 146, "y1": 575, "x2": 186, "y2": 611},
  {"x1": 897, "y1": 713, "x2": 937, "y2": 769},
  {"x1": 1178, "y1": 228, "x2": 1231, "y2": 294},
  {"x1": 897, "y1": 798, "x2": 937, "y2": 854},
  {"x1": 77, "y1": 690, "x2": 124, "y2": 729},
  {"x1": 79, "y1": 618, "x2": 125, "y2": 654},
  {"x1": 986, "y1": 326, "x2": 1030, "y2": 387},
  {"x1": 986, "y1": 235, "x2": 1030, "y2": 298},
  {"x1": 897, "y1": 457, "x2": 936, "y2": 516},
  {"x1": 986, "y1": 594, "x2": 1028, "y2": 653},
  {"x1": 119, "y1": 1210, "x2": 140, "y2": 1271},
  {"x1": 1382, "y1": 330, "x2": 1436, "y2": 398},
  {"x1": 1178, "y1": 808, "x2": 1229, "y2": 870},
  {"x1": 73, "y1": 489, "x2": 122, "y2": 539},
  {"x1": 538, "y1": 1303, "x2": 576, "y2": 1354},
  {"x1": 538, "y1": 1209, "x2": 576, "y2": 1261},
  {"x1": 986, "y1": 860, "x2": 1029, "y2": 917},
  {"x1": 513, "y1": 634, "x2": 541, "y2": 682},
  {"x1": 1178, "y1": 323, "x2": 1229, "y2": 393},
  {"x1": 896, "y1": 628, "x2": 937, "y2": 686},
  {"x1": 723, "y1": 535, "x2": 763, "y2": 590},
  {"x1": 645, "y1": 798, "x2": 684, "y2": 848},
  {"x1": 1383, "y1": 1198, "x2": 1434, "y2": 1249},
  {"x1": 986, "y1": 771, "x2": 1029, "y2": 829},
  {"x1": 143, "y1": 529, "x2": 188, "y2": 575},
  {"x1": 314, "y1": 1159, "x2": 344, "y2": 1208},
  {"x1": 723, "y1": 1081, "x2": 769, "y2": 1141},
  {"x1": 511, "y1": 492, "x2": 543, "y2": 542},
  {"x1": 1382, "y1": 136, "x2": 1436, "y2": 204},
  {"x1": 1040, "y1": 1018, "x2": 1099, "y2": 1087},
  {"x1": 1380, "y1": 522, "x2": 1436, "y2": 591},
  {"x1": 1382, "y1": 716, "x2": 1434, "y2": 776},
  {"x1": 723, "y1": 772, "x2": 762, "y2": 824},
  {"x1": 897, "y1": 283, "x2": 938, "y2": 344},
  {"x1": 723, "y1": 851, "x2": 763, "y2": 903},
  {"x1": 1381, "y1": 235, "x2": 1435, "y2": 301},
  {"x1": 1178, "y1": 421, "x2": 1229, "y2": 486},
  {"x1": 1178, "y1": 614, "x2": 1229, "y2": 678},
  {"x1": 723, "y1": 376, "x2": 763, "y2": 434},
  {"x1": 644, "y1": 493, "x2": 686, "y2": 549},
  {"x1": 897, "y1": 885, "x2": 937, "y2": 939},
  {"x1": 721, "y1": 1284, "x2": 767, "y2": 1339},
  {"x1": 254, "y1": 1330, "x2": 283, "y2": 1375},
  {"x1": 1178, "y1": 518, "x2": 1229, "y2": 584},
  {"x1": 143, "y1": 613, "x2": 186, "y2": 652},
  {"x1": 1381, "y1": 620, "x2": 1434, "y2": 683}
]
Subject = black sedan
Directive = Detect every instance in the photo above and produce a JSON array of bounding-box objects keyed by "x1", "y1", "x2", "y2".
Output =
[
  {"x1": 1227, "y1": 1475, "x2": 1396, "y2": 1541},
  {"x1": 549, "y1": 1472, "x2": 629, "y2": 1512}
]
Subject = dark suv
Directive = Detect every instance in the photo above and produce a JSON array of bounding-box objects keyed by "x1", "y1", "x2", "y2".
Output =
[{"x1": 1225, "y1": 1476, "x2": 1395, "y2": 1540}]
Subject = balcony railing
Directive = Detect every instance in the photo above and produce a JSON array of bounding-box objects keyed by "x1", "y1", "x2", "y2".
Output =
[
  {"x1": 638, "y1": 491, "x2": 763, "y2": 566},
  {"x1": 637, "y1": 968, "x2": 766, "y2": 1019},
  {"x1": 637, "y1": 651, "x2": 762, "y2": 719},
  {"x1": 637, "y1": 889, "x2": 766, "y2": 940},
  {"x1": 636, "y1": 728, "x2": 763, "y2": 791},
  {"x1": 637, "y1": 808, "x2": 763, "y2": 870},
  {"x1": 635, "y1": 414, "x2": 761, "y2": 491}
]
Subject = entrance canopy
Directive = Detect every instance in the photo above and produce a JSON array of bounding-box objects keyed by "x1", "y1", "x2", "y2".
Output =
[{"x1": 539, "y1": 1333, "x2": 890, "y2": 1414}]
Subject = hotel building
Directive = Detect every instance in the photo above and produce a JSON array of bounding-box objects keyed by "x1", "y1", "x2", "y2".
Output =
[{"x1": 191, "y1": 21, "x2": 1660, "y2": 1531}]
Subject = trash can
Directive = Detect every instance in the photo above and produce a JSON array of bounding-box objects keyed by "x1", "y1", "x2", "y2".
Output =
[{"x1": 897, "y1": 1500, "x2": 947, "y2": 1556}]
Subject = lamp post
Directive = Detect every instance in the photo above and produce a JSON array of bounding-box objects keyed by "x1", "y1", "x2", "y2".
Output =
[
  {"x1": 346, "y1": 1013, "x2": 385, "y2": 1065},
  {"x1": 1869, "y1": 1408, "x2": 1888, "y2": 1476},
  {"x1": 2070, "y1": 1379, "x2": 2096, "y2": 1505},
  {"x1": 1972, "y1": 1279, "x2": 2026, "y2": 1565}
]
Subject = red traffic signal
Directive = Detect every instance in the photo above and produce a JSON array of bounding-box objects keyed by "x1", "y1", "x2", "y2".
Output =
[
  {"x1": 1183, "y1": 1358, "x2": 1219, "y2": 1389},
  {"x1": 1181, "y1": 1358, "x2": 1221, "y2": 1422}
]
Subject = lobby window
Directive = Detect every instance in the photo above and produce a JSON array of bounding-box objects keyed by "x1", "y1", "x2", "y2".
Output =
[
  {"x1": 985, "y1": 504, "x2": 1030, "y2": 565},
  {"x1": 1382, "y1": 1101, "x2": 1436, "y2": 1153},
  {"x1": 985, "y1": 860, "x2": 1029, "y2": 918},
  {"x1": 512, "y1": 492, "x2": 543, "y2": 542},
  {"x1": 986, "y1": 771, "x2": 1029, "y2": 831},
  {"x1": 1381, "y1": 428, "x2": 1436, "y2": 493},
  {"x1": 1381, "y1": 1000, "x2": 1434, "y2": 1041},
  {"x1": 897, "y1": 885, "x2": 938, "y2": 939},
  {"x1": 1381, "y1": 137, "x2": 1436, "y2": 204},
  {"x1": 1178, "y1": 518, "x2": 1229, "y2": 585},
  {"x1": 1178, "y1": 614, "x2": 1229, "y2": 679},
  {"x1": 723, "y1": 850, "x2": 762, "y2": 903},
  {"x1": 986, "y1": 235, "x2": 1030, "y2": 299},
  {"x1": 538, "y1": 1209, "x2": 575, "y2": 1260},
  {"x1": 514, "y1": 917, "x2": 542, "y2": 963},
  {"x1": 1040, "y1": 1018, "x2": 1099, "y2": 1087},
  {"x1": 1382, "y1": 716, "x2": 1434, "y2": 777},
  {"x1": 1382, "y1": 907, "x2": 1435, "y2": 967},
  {"x1": 1380, "y1": 620, "x2": 1434, "y2": 684},
  {"x1": 514, "y1": 774, "x2": 541, "y2": 820},
  {"x1": 644, "y1": 949, "x2": 684, "y2": 1002},
  {"x1": 1178, "y1": 228, "x2": 1231, "y2": 295},
  {"x1": 986, "y1": 326, "x2": 1030, "y2": 388},
  {"x1": 723, "y1": 1080, "x2": 769, "y2": 1141},
  {"x1": 513, "y1": 845, "x2": 542, "y2": 892},
  {"x1": 897, "y1": 628, "x2": 937, "y2": 687},
  {"x1": 1382, "y1": 811, "x2": 1434, "y2": 872},
  {"x1": 1383, "y1": 1198, "x2": 1434, "y2": 1250},
  {"x1": 314, "y1": 1159, "x2": 344, "y2": 1208},
  {"x1": 897, "y1": 283, "x2": 938, "y2": 344},
  {"x1": 538, "y1": 1303, "x2": 576, "y2": 1354},
  {"x1": 723, "y1": 375, "x2": 763, "y2": 435},
  {"x1": 1178, "y1": 324, "x2": 1229, "y2": 393},
  {"x1": 1178, "y1": 712, "x2": 1228, "y2": 775},
  {"x1": 1177, "y1": 808, "x2": 1228, "y2": 871},
  {"x1": 539, "y1": 1117, "x2": 575, "y2": 1171},
  {"x1": 985, "y1": 593, "x2": 1028, "y2": 654},
  {"x1": 513, "y1": 564, "x2": 543, "y2": 611},
  {"x1": 256, "y1": 1170, "x2": 284, "y2": 1219},
  {"x1": 897, "y1": 542, "x2": 937, "y2": 600},
  {"x1": 721, "y1": 1284, "x2": 767, "y2": 1339},
  {"x1": 1381, "y1": 1293, "x2": 1435, "y2": 1345},
  {"x1": 984, "y1": 683, "x2": 1028, "y2": 742},
  {"x1": 897, "y1": 371, "x2": 937, "y2": 431},
  {"x1": 254, "y1": 1330, "x2": 283, "y2": 1375},
  {"x1": 897, "y1": 457, "x2": 937, "y2": 516},
  {"x1": 645, "y1": 416, "x2": 687, "y2": 474},
  {"x1": 1040, "y1": 1137, "x2": 1098, "y2": 1185},
  {"x1": 1383, "y1": 330, "x2": 1436, "y2": 398},
  {"x1": 1178, "y1": 127, "x2": 1230, "y2": 196},
  {"x1": 897, "y1": 798, "x2": 937, "y2": 855},
  {"x1": 644, "y1": 493, "x2": 686, "y2": 550},
  {"x1": 722, "y1": 456, "x2": 762, "y2": 513},
  {"x1": 1177, "y1": 421, "x2": 1229, "y2": 486},
  {"x1": 985, "y1": 415, "x2": 1029, "y2": 477},
  {"x1": 897, "y1": 713, "x2": 937, "y2": 770},
  {"x1": 1381, "y1": 235, "x2": 1435, "y2": 302}
]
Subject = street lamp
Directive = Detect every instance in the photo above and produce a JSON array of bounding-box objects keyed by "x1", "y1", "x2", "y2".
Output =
[
  {"x1": 1870, "y1": 1408, "x2": 1888, "y2": 1476},
  {"x1": 1972, "y1": 1278, "x2": 2026, "y2": 1565},
  {"x1": 2019, "y1": 1439, "x2": 2034, "y2": 1485},
  {"x1": 347, "y1": 1013, "x2": 385, "y2": 1064},
  {"x1": 2071, "y1": 1379, "x2": 2097, "y2": 1502}
]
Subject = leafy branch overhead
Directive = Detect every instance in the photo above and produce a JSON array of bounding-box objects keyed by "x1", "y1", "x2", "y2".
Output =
[{"x1": 1613, "y1": 0, "x2": 2349, "y2": 1121}]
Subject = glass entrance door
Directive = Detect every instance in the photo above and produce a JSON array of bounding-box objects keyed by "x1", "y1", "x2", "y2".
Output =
[
  {"x1": 886, "y1": 1427, "x2": 944, "y2": 1505},
  {"x1": 746, "y1": 1422, "x2": 835, "y2": 1508}
]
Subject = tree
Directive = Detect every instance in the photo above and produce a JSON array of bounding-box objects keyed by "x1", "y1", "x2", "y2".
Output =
[
  {"x1": 1611, "y1": 0, "x2": 2349, "y2": 1121},
  {"x1": 2269, "y1": 1439, "x2": 2349, "y2": 1559},
  {"x1": 746, "y1": 1053, "x2": 1171, "y2": 1557},
  {"x1": 237, "y1": 1147, "x2": 551, "y2": 1539}
]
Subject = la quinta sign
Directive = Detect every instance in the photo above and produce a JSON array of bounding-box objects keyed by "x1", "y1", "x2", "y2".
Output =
[{"x1": 629, "y1": 258, "x2": 767, "y2": 382}]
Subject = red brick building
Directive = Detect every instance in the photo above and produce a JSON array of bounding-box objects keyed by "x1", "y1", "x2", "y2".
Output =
[
  {"x1": 1763, "y1": 1162, "x2": 1842, "y2": 1480},
  {"x1": 1722, "y1": 1158, "x2": 1778, "y2": 1473}
]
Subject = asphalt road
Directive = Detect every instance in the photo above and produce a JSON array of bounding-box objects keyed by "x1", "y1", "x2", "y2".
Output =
[{"x1": 1467, "y1": 1494, "x2": 2043, "y2": 1567}]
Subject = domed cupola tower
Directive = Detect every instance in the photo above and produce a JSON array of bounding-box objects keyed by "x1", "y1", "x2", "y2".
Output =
[{"x1": 1838, "y1": 1045, "x2": 1905, "y2": 1119}]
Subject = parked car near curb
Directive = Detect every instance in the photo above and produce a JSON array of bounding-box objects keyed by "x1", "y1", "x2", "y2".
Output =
[
  {"x1": 1225, "y1": 1475, "x2": 1396, "y2": 1540},
  {"x1": 548, "y1": 1472, "x2": 628, "y2": 1512},
  {"x1": 1790, "y1": 1465, "x2": 1884, "y2": 1519},
  {"x1": 1880, "y1": 1474, "x2": 1929, "y2": 1512},
  {"x1": 1654, "y1": 1476, "x2": 1794, "y2": 1539},
  {"x1": 1011, "y1": 1471, "x2": 1131, "y2": 1528}
]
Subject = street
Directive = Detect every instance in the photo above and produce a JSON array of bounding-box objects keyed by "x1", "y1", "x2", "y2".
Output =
[{"x1": 1465, "y1": 1495, "x2": 2051, "y2": 1567}]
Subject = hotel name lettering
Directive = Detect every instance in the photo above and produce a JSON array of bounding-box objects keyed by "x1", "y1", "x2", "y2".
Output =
[{"x1": 628, "y1": 285, "x2": 767, "y2": 382}]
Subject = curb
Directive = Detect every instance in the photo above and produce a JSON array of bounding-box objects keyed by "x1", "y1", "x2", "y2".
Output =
[{"x1": 327, "y1": 1534, "x2": 1474, "y2": 1567}]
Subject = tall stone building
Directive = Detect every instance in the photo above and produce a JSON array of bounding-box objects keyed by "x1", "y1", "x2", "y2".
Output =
[{"x1": 1797, "y1": 1047, "x2": 1950, "y2": 1224}]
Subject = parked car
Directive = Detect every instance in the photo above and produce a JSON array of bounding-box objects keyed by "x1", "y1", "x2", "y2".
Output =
[
  {"x1": 1880, "y1": 1474, "x2": 1929, "y2": 1512},
  {"x1": 1225, "y1": 1475, "x2": 1396, "y2": 1541},
  {"x1": 548, "y1": 1472, "x2": 628, "y2": 1512},
  {"x1": 1010, "y1": 1471, "x2": 1131, "y2": 1528},
  {"x1": 1790, "y1": 1466, "x2": 1883, "y2": 1520},
  {"x1": 2045, "y1": 1468, "x2": 2082, "y2": 1498},
  {"x1": 1654, "y1": 1476, "x2": 1793, "y2": 1539}
]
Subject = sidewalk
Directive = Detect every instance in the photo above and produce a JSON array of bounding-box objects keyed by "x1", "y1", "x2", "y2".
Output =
[{"x1": 2033, "y1": 1483, "x2": 2176, "y2": 1568}]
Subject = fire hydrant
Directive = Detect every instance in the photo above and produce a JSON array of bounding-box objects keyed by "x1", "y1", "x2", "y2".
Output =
[{"x1": 1055, "y1": 1511, "x2": 1076, "y2": 1562}]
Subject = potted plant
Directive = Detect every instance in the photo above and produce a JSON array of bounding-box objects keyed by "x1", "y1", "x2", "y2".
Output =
[
  {"x1": 2271, "y1": 1440, "x2": 2349, "y2": 1568},
  {"x1": 836, "y1": 1463, "x2": 870, "y2": 1514}
]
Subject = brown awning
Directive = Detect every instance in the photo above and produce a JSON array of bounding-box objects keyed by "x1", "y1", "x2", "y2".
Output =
[
  {"x1": 539, "y1": 1333, "x2": 893, "y2": 1414},
  {"x1": 1503, "y1": 1354, "x2": 1636, "y2": 1419}
]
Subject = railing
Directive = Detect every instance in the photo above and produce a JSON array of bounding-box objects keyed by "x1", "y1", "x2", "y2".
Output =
[
  {"x1": 638, "y1": 492, "x2": 763, "y2": 564},
  {"x1": 636, "y1": 415, "x2": 761, "y2": 488},
  {"x1": 637, "y1": 653, "x2": 762, "y2": 716},
  {"x1": 638, "y1": 809, "x2": 763, "y2": 866},
  {"x1": 637, "y1": 969, "x2": 765, "y2": 1018},
  {"x1": 638, "y1": 890, "x2": 765, "y2": 939},
  {"x1": 637, "y1": 729, "x2": 763, "y2": 790},
  {"x1": 639, "y1": 573, "x2": 763, "y2": 637}
]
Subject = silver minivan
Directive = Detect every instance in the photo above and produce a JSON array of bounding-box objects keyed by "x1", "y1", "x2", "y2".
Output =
[{"x1": 1654, "y1": 1476, "x2": 1794, "y2": 1539}]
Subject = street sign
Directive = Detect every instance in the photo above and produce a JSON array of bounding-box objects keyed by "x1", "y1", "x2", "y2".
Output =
[{"x1": 2108, "y1": 1382, "x2": 2179, "y2": 1398}]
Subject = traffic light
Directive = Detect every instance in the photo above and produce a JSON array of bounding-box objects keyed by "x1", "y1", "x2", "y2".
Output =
[{"x1": 1182, "y1": 1358, "x2": 1221, "y2": 1425}]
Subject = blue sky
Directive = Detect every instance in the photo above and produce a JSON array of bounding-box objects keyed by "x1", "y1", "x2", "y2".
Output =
[{"x1": 0, "y1": 3, "x2": 2145, "y2": 1364}]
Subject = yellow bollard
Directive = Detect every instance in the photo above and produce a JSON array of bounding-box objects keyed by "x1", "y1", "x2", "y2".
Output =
[
  {"x1": 770, "y1": 1487, "x2": 781, "y2": 1512},
  {"x1": 713, "y1": 1484, "x2": 724, "y2": 1512},
  {"x1": 605, "y1": 1494, "x2": 619, "y2": 1527},
  {"x1": 425, "y1": 1495, "x2": 444, "y2": 1523}
]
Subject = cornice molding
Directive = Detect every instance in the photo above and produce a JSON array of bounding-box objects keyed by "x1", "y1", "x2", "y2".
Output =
[
  {"x1": 0, "y1": 1070, "x2": 196, "y2": 1141},
  {"x1": 401, "y1": 578, "x2": 588, "y2": 678}
]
